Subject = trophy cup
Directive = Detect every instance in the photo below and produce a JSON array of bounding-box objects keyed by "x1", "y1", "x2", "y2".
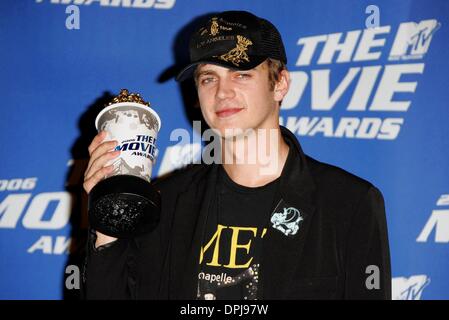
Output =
[{"x1": 88, "y1": 89, "x2": 161, "y2": 238}]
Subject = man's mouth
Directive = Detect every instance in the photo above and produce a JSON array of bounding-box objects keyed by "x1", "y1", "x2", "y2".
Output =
[{"x1": 215, "y1": 108, "x2": 244, "y2": 118}]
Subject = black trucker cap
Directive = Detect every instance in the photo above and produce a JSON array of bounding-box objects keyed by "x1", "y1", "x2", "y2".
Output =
[{"x1": 176, "y1": 10, "x2": 287, "y2": 81}]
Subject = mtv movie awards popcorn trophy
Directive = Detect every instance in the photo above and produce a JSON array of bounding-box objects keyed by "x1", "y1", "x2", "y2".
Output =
[{"x1": 88, "y1": 89, "x2": 161, "y2": 238}]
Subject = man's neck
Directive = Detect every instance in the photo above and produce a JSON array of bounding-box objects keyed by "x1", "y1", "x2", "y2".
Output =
[{"x1": 220, "y1": 126, "x2": 289, "y2": 188}]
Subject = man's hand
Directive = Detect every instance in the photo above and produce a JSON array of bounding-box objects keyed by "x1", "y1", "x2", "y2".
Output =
[
  {"x1": 83, "y1": 131, "x2": 120, "y2": 194},
  {"x1": 83, "y1": 131, "x2": 121, "y2": 247}
]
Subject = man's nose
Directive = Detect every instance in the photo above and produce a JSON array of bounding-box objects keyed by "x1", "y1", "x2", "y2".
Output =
[{"x1": 216, "y1": 77, "x2": 235, "y2": 100}]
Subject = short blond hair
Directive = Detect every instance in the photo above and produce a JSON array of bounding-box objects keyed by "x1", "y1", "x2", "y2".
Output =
[{"x1": 266, "y1": 58, "x2": 287, "y2": 91}]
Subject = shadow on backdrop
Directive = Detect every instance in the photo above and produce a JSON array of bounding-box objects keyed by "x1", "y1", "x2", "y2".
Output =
[{"x1": 63, "y1": 92, "x2": 114, "y2": 300}]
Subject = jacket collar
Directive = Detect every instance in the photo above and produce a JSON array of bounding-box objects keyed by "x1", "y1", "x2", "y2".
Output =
[
  {"x1": 260, "y1": 125, "x2": 317, "y2": 299},
  {"x1": 169, "y1": 126, "x2": 317, "y2": 299}
]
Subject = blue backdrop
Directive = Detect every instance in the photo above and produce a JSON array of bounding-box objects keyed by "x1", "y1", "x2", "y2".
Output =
[{"x1": 1, "y1": 0, "x2": 448, "y2": 299}]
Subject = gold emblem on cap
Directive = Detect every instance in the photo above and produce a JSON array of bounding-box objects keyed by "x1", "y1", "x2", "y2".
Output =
[
  {"x1": 210, "y1": 17, "x2": 219, "y2": 36},
  {"x1": 217, "y1": 35, "x2": 253, "y2": 66},
  {"x1": 107, "y1": 89, "x2": 150, "y2": 107},
  {"x1": 200, "y1": 17, "x2": 232, "y2": 36}
]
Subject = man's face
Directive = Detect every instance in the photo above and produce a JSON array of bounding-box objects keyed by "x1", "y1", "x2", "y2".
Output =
[{"x1": 195, "y1": 61, "x2": 286, "y2": 138}]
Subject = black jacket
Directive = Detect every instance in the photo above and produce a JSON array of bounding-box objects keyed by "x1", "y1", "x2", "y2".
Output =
[{"x1": 83, "y1": 126, "x2": 391, "y2": 299}]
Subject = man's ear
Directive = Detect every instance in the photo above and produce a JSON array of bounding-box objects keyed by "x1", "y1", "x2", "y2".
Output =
[{"x1": 274, "y1": 69, "x2": 290, "y2": 103}]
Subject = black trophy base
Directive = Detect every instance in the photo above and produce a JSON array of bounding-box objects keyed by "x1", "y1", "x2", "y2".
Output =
[{"x1": 88, "y1": 174, "x2": 161, "y2": 238}]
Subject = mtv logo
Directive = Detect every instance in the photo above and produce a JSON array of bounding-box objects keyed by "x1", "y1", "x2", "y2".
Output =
[
  {"x1": 392, "y1": 275, "x2": 430, "y2": 300},
  {"x1": 157, "y1": 143, "x2": 201, "y2": 177},
  {"x1": 389, "y1": 19, "x2": 440, "y2": 60}
]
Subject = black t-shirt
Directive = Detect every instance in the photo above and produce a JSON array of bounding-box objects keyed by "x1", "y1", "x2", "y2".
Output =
[{"x1": 197, "y1": 165, "x2": 280, "y2": 300}]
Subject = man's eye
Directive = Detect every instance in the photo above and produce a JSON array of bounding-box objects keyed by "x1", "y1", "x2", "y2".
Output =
[
  {"x1": 236, "y1": 73, "x2": 251, "y2": 79},
  {"x1": 200, "y1": 77, "x2": 215, "y2": 85}
]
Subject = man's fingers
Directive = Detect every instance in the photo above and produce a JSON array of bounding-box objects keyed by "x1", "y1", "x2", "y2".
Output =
[
  {"x1": 85, "y1": 150, "x2": 120, "y2": 181},
  {"x1": 90, "y1": 140, "x2": 119, "y2": 162},
  {"x1": 88, "y1": 131, "x2": 107, "y2": 156},
  {"x1": 85, "y1": 140, "x2": 119, "y2": 176},
  {"x1": 83, "y1": 165, "x2": 114, "y2": 194}
]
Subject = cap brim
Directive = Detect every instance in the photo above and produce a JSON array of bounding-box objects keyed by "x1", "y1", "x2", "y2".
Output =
[{"x1": 175, "y1": 56, "x2": 267, "y2": 82}]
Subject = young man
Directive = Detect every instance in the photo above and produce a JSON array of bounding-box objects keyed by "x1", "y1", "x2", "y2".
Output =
[{"x1": 83, "y1": 11, "x2": 391, "y2": 299}]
